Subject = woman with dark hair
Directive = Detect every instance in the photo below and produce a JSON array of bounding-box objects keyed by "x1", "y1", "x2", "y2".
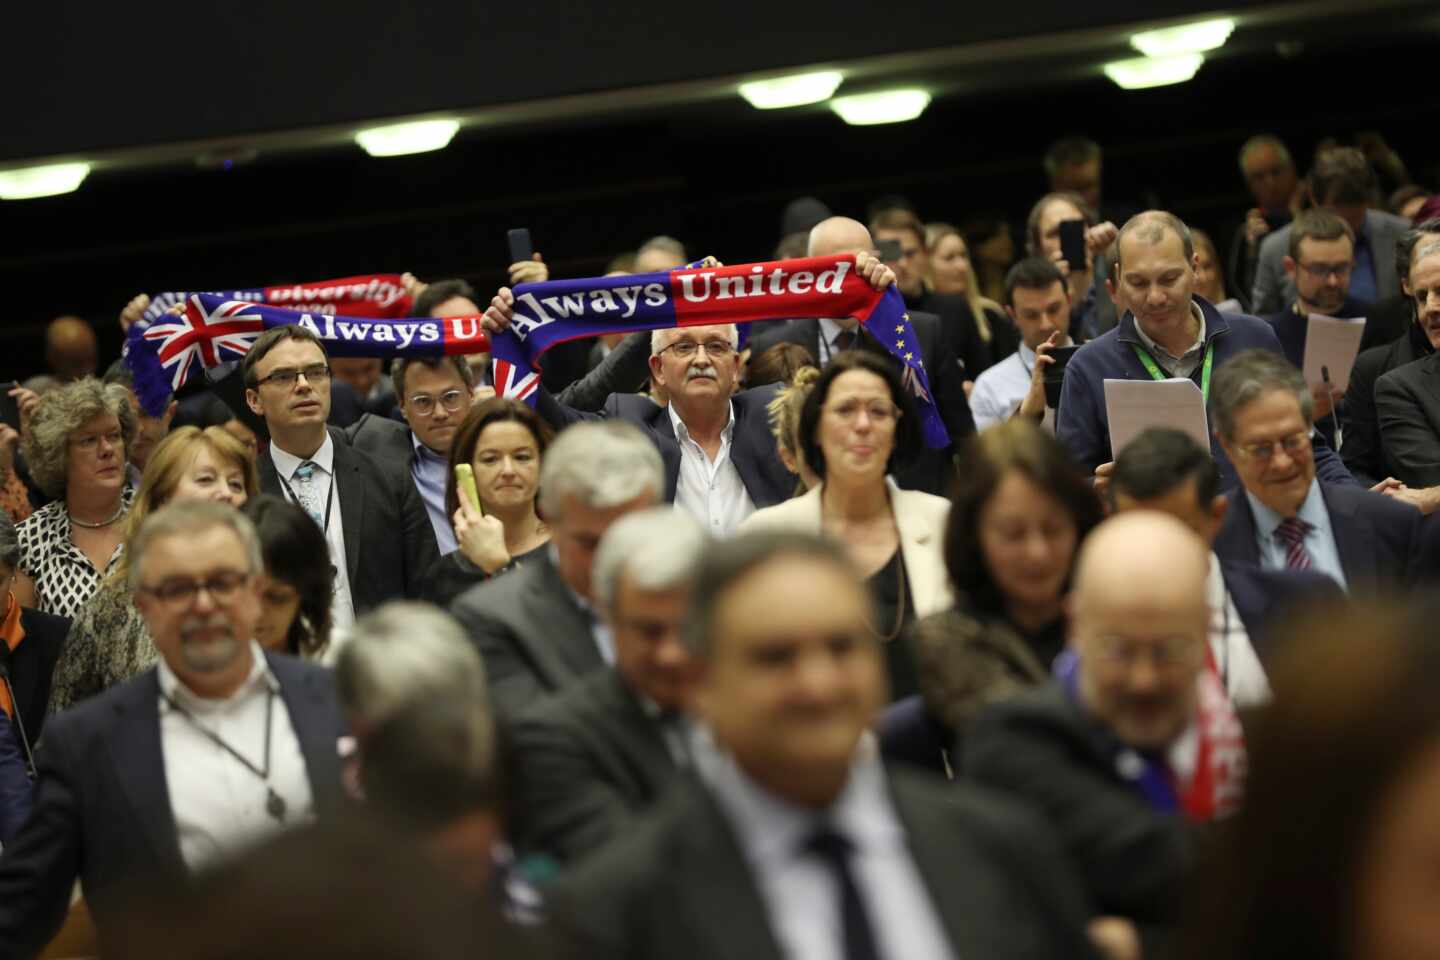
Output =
[
  {"x1": 746, "y1": 342, "x2": 815, "y2": 389},
  {"x1": 909, "y1": 418, "x2": 1103, "y2": 752},
  {"x1": 243, "y1": 495, "x2": 334, "y2": 660},
  {"x1": 1183, "y1": 601, "x2": 1440, "y2": 960},
  {"x1": 741, "y1": 350, "x2": 951, "y2": 699},
  {"x1": 424, "y1": 398, "x2": 554, "y2": 606}
]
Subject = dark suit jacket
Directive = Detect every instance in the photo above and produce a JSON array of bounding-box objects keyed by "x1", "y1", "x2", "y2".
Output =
[
  {"x1": 965, "y1": 683, "x2": 1195, "y2": 941},
  {"x1": 509, "y1": 668, "x2": 679, "y2": 863},
  {"x1": 343, "y1": 412, "x2": 415, "y2": 473},
  {"x1": 0, "y1": 653, "x2": 346, "y2": 957},
  {"x1": 1221, "y1": 562, "x2": 1347, "y2": 665},
  {"x1": 748, "y1": 310, "x2": 976, "y2": 495},
  {"x1": 7, "y1": 608, "x2": 67, "y2": 747},
  {"x1": 552, "y1": 769, "x2": 1098, "y2": 960},
  {"x1": 1214, "y1": 482, "x2": 1424, "y2": 593},
  {"x1": 450, "y1": 549, "x2": 605, "y2": 718},
  {"x1": 258, "y1": 427, "x2": 440, "y2": 615},
  {"x1": 1375, "y1": 350, "x2": 1440, "y2": 487},
  {"x1": 1343, "y1": 320, "x2": 1432, "y2": 486}
]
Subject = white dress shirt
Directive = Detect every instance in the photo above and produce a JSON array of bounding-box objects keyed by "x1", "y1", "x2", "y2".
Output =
[
  {"x1": 668, "y1": 402, "x2": 755, "y2": 538},
  {"x1": 1206, "y1": 552, "x2": 1271, "y2": 708},
  {"x1": 158, "y1": 643, "x2": 314, "y2": 873},
  {"x1": 693, "y1": 730, "x2": 955, "y2": 960},
  {"x1": 970, "y1": 342, "x2": 1035, "y2": 431},
  {"x1": 270, "y1": 432, "x2": 356, "y2": 634},
  {"x1": 815, "y1": 317, "x2": 858, "y2": 366}
]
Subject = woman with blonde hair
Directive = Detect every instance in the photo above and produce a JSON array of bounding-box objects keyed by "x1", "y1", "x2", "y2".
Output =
[
  {"x1": 48, "y1": 425, "x2": 257, "y2": 712},
  {"x1": 926, "y1": 221, "x2": 1019, "y2": 373},
  {"x1": 765, "y1": 364, "x2": 822, "y2": 496}
]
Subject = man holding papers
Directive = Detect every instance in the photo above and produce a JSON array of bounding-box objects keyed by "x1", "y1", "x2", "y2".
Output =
[
  {"x1": 1211, "y1": 349, "x2": 1423, "y2": 593},
  {"x1": 1056, "y1": 210, "x2": 1358, "y2": 492}
]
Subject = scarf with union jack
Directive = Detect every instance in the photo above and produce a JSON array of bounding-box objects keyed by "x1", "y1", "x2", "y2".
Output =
[{"x1": 490, "y1": 254, "x2": 948, "y2": 448}]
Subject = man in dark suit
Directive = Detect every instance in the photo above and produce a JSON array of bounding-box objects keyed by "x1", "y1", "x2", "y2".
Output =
[
  {"x1": 553, "y1": 530, "x2": 1101, "y2": 960},
  {"x1": 242, "y1": 326, "x2": 440, "y2": 628},
  {"x1": 510, "y1": 508, "x2": 705, "y2": 863},
  {"x1": 1373, "y1": 238, "x2": 1440, "y2": 495},
  {"x1": 0, "y1": 501, "x2": 346, "y2": 957},
  {"x1": 748, "y1": 216, "x2": 976, "y2": 496},
  {"x1": 450, "y1": 422, "x2": 663, "y2": 718},
  {"x1": 1211, "y1": 349, "x2": 1424, "y2": 593},
  {"x1": 967, "y1": 512, "x2": 1238, "y2": 957}
]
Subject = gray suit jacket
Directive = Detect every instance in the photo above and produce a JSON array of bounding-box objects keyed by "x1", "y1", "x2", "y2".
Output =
[
  {"x1": 509, "y1": 668, "x2": 679, "y2": 863},
  {"x1": 551, "y1": 769, "x2": 1098, "y2": 960},
  {"x1": 449, "y1": 549, "x2": 605, "y2": 718},
  {"x1": 1251, "y1": 209, "x2": 1409, "y2": 315}
]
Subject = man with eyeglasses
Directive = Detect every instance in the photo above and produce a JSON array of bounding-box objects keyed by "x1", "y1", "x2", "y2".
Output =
[
  {"x1": 242, "y1": 326, "x2": 440, "y2": 634},
  {"x1": 968, "y1": 511, "x2": 1243, "y2": 958},
  {"x1": 1211, "y1": 349, "x2": 1422, "y2": 592},
  {"x1": 344, "y1": 356, "x2": 475, "y2": 553},
  {"x1": 0, "y1": 501, "x2": 347, "y2": 955}
]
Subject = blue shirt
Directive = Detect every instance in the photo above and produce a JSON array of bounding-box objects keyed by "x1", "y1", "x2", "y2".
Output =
[
  {"x1": 1348, "y1": 220, "x2": 1378, "y2": 306},
  {"x1": 410, "y1": 432, "x2": 457, "y2": 554},
  {"x1": 1246, "y1": 479, "x2": 1349, "y2": 591}
]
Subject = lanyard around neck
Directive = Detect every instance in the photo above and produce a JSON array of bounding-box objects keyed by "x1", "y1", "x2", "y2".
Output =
[{"x1": 1131, "y1": 340, "x2": 1214, "y2": 403}]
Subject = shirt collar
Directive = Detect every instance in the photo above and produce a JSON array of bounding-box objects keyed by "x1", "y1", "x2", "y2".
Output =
[
  {"x1": 1134, "y1": 303, "x2": 1206, "y2": 360},
  {"x1": 547, "y1": 544, "x2": 596, "y2": 618},
  {"x1": 818, "y1": 317, "x2": 853, "y2": 346},
  {"x1": 410, "y1": 429, "x2": 448, "y2": 463},
  {"x1": 667, "y1": 400, "x2": 737, "y2": 444},
  {"x1": 270, "y1": 430, "x2": 335, "y2": 479},
  {"x1": 157, "y1": 640, "x2": 278, "y2": 714},
  {"x1": 1246, "y1": 476, "x2": 1323, "y2": 537}
]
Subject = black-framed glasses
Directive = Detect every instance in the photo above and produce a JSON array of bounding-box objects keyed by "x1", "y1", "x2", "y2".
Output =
[
  {"x1": 255, "y1": 363, "x2": 332, "y2": 390},
  {"x1": 139, "y1": 570, "x2": 251, "y2": 607},
  {"x1": 1234, "y1": 430, "x2": 1311, "y2": 462},
  {"x1": 660, "y1": 339, "x2": 735, "y2": 360},
  {"x1": 408, "y1": 389, "x2": 469, "y2": 417}
]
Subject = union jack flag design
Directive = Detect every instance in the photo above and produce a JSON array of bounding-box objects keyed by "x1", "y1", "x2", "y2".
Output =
[
  {"x1": 492, "y1": 357, "x2": 541, "y2": 404},
  {"x1": 142, "y1": 297, "x2": 266, "y2": 390}
]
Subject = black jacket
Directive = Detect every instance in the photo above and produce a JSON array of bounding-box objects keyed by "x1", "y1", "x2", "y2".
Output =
[
  {"x1": 1342, "y1": 320, "x2": 1432, "y2": 486},
  {"x1": 1375, "y1": 350, "x2": 1440, "y2": 488}
]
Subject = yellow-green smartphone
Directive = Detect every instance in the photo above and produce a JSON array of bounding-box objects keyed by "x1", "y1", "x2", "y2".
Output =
[{"x1": 455, "y1": 464, "x2": 483, "y2": 516}]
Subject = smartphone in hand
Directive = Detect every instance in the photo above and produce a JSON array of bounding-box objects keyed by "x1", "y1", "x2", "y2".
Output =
[
  {"x1": 1042, "y1": 345, "x2": 1082, "y2": 409},
  {"x1": 876, "y1": 238, "x2": 903, "y2": 262},
  {"x1": 455, "y1": 464, "x2": 483, "y2": 516},
  {"x1": 1058, "y1": 219, "x2": 1087, "y2": 273},
  {"x1": 507, "y1": 228, "x2": 533, "y2": 265}
]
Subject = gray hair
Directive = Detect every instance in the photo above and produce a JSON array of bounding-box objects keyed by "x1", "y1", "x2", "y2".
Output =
[
  {"x1": 537, "y1": 422, "x2": 663, "y2": 519},
  {"x1": 23, "y1": 377, "x2": 138, "y2": 500},
  {"x1": 638, "y1": 235, "x2": 687, "y2": 260},
  {"x1": 592, "y1": 507, "x2": 707, "y2": 613},
  {"x1": 1116, "y1": 210, "x2": 1195, "y2": 274},
  {"x1": 1237, "y1": 134, "x2": 1294, "y2": 175},
  {"x1": 336, "y1": 601, "x2": 489, "y2": 733},
  {"x1": 1210, "y1": 349, "x2": 1314, "y2": 442},
  {"x1": 1397, "y1": 219, "x2": 1440, "y2": 283},
  {"x1": 0, "y1": 513, "x2": 17, "y2": 571},
  {"x1": 1412, "y1": 239, "x2": 1440, "y2": 276},
  {"x1": 649, "y1": 324, "x2": 740, "y2": 357},
  {"x1": 680, "y1": 530, "x2": 863, "y2": 657},
  {"x1": 127, "y1": 500, "x2": 264, "y2": 591}
]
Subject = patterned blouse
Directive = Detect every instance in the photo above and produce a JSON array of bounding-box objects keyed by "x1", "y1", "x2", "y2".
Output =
[
  {"x1": 48, "y1": 578, "x2": 158, "y2": 714},
  {"x1": 15, "y1": 487, "x2": 135, "y2": 621}
]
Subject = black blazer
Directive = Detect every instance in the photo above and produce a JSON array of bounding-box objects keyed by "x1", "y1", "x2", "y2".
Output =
[
  {"x1": 748, "y1": 310, "x2": 976, "y2": 495},
  {"x1": 343, "y1": 413, "x2": 416, "y2": 474},
  {"x1": 9, "y1": 608, "x2": 68, "y2": 745},
  {"x1": 509, "y1": 668, "x2": 679, "y2": 863},
  {"x1": 258, "y1": 427, "x2": 440, "y2": 615},
  {"x1": 965, "y1": 683, "x2": 1195, "y2": 944},
  {"x1": 551, "y1": 768, "x2": 1098, "y2": 960},
  {"x1": 1375, "y1": 350, "x2": 1440, "y2": 488},
  {"x1": 449, "y1": 549, "x2": 605, "y2": 719},
  {"x1": 1221, "y1": 562, "x2": 1347, "y2": 666},
  {"x1": 1342, "y1": 321, "x2": 1432, "y2": 486},
  {"x1": 1213, "y1": 482, "x2": 1424, "y2": 593},
  {"x1": 0, "y1": 653, "x2": 346, "y2": 957}
]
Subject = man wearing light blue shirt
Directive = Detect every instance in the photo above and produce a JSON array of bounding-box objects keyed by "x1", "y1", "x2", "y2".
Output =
[
  {"x1": 1211, "y1": 349, "x2": 1423, "y2": 593},
  {"x1": 971, "y1": 257, "x2": 1072, "y2": 430}
]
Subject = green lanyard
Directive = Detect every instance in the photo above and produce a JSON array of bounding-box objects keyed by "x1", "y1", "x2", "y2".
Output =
[{"x1": 1132, "y1": 342, "x2": 1214, "y2": 403}]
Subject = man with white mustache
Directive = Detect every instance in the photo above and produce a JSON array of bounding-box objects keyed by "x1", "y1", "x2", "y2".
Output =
[{"x1": 0, "y1": 501, "x2": 347, "y2": 956}]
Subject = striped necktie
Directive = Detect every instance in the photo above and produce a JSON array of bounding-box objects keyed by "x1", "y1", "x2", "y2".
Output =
[{"x1": 1273, "y1": 517, "x2": 1314, "y2": 571}]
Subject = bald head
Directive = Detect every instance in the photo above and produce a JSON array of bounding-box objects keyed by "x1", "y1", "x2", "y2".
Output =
[
  {"x1": 808, "y1": 217, "x2": 873, "y2": 258},
  {"x1": 46, "y1": 316, "x2": 98, "y2": 381},
  {"x1": 1115, "y1": 210, "x2": 1195, "y2": 274},
  {"x1": 1071, "y1": 511, "x2": 1211, "y2": 751}
]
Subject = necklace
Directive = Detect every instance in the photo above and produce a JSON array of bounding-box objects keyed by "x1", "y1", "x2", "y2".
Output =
[
  {"x1": 162, "y1": 687, "x2": 287, "y2": 822},
  {"x1": 68, "y1": 500, "x2": 127, "y2": 529},
  {"x1": 863, "y1": 554, "x2": 908, "y2": 643}
]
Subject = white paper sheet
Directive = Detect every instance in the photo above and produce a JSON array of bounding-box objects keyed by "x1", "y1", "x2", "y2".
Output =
[
  {"x1": 1302, "y1": 315, "x2": 1366, "y2": 392},
  {"x1": 1103, "y1": 377, "x2": 1210, "y2": 459}
]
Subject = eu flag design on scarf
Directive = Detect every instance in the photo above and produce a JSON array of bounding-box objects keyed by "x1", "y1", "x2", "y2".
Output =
[{"x1": 490, "y1": 254, "x2": 949, "y2": 449}]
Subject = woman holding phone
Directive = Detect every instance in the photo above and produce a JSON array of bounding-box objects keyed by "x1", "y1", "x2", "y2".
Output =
[{"x1": 425, "y1": 398, "x2": 554, "y2": 605}]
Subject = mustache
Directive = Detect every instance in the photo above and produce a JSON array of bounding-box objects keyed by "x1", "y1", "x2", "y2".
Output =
[
  {"x1": 180, "y1": 615, "x2": 234, "y2": 643},
  {"x1": 685, "y1": 364, "x2": 719, "y2": 382}
]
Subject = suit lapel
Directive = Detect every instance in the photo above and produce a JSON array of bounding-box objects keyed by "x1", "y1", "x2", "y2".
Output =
[
  {"x1": 649, "y1": 406, "x2": 682, "y2": 502},
  {"x1": 525, "y1": 556, "x2": 604, "y2": 684},
  {"x1": 888, "y1": 774, "x2": 981, "y2": 957},
  {"x1": 1215, "y1": 492, "x2": 1263, "y2": 568},
  {"x1": 890, "y1": 487, "x2": 947, "y2": 617},
  {"x1": 329, "y1": 435, "x2": 365, "y2": 581},
  {"x1": 1320, "y1": 485, "x2": 1376, "y2": 588},
  {"x1": 268, "y1": 654, "x2": 342, "y2": 817},
  {"x1": 107, "y1": 672, "x2": 185, "y2": 871},
  {"x1": 588, "y1": 672, "x2": 677, "y2": 793},
  {"x1": 257, "y1": 449, "x2": 282, "y2": 497}
]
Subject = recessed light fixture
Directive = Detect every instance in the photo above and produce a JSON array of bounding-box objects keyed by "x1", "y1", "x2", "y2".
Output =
[
  {"x1": 1130, "y1": 18, "x2": 1235, "y2": 57},
  {"x1": 0, "y1": 162, "x2": 91, "y2": 200},
  {"x1": 354, "y1": 119, "x2": 461, "y2": 157},
  {"x1": 1103, "y1": 54, "x2": 1205, "y2": 90},
  {"x1": 738, "y1": 71, "x2": 844, "y2": 110},
  {"x1": 829, "y1": 89, "x2": 932, "y2": 126}
]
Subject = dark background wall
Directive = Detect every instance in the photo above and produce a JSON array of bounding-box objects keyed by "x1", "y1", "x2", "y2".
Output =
[{"x1": 3, "y1": 3, "x2": 1436, "y2": 378}]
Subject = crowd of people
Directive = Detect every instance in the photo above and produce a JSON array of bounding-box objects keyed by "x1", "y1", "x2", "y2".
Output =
[{"x1": 0, "y1": 131, "x2": 1436, "y2": 960}]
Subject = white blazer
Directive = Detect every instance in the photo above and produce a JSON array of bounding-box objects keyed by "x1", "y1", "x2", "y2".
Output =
[{"x1": 738, "y1": 480, "x2": 953, "y2": 619}]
